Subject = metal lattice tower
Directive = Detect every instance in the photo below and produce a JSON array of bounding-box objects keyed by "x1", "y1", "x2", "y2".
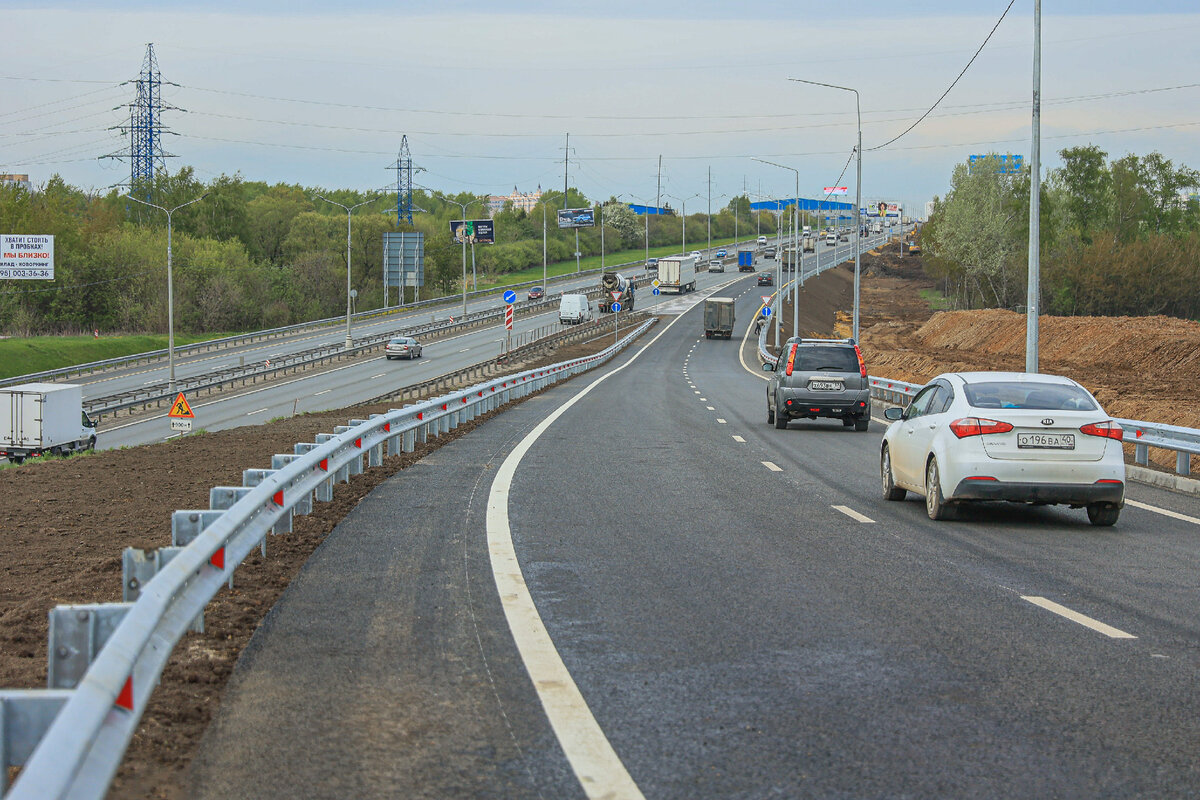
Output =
[
  {"x1": 104, "y1": 43, "x2": 176, "y2": 198},
  {"x1": 389, "y1": 136, "x2": 424, "y2": 224}
]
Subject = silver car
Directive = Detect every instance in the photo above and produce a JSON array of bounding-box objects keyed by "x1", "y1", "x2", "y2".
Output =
[
  {"x1": 385, "y1": 336, "x2": 422, "y2": 360},
  {"x1": 762, "y1": 338, "x2": 871, "y2": 431}
]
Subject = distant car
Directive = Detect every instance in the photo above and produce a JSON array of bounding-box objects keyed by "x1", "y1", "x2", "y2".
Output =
[
  {"x1": 839, "y1": 233, "x2": 848, "y2": 242},
  {"x1": 756, "y1": 272, "x2": 773, "y2": 286},
  {"x1": 763, "y1": 247, "x2": 777, "y2": 259},
  {"x1": 528, "y1": 286, "x2": 545, "y2": 300},
  {"x1": 826, "y1": 234, "x2": 837, "y2": 246},
  {"x1": 762, "y1": 337, "x2": 871, "y2": 432},
  {"x1": 757, "y1": 236, "x2": 768, "y2": 245},
  {"x1": 645, "y1": 257, "x2": 659, "y2": 270},
  {"x1": 708, "y1": 259, "x2": 725, "y2": 273},
  {"x1": 385, "y1": 336, "x2": 422, "y2": 360},
  {"x1": 689, "y1": 250, "x2": 702, "y2": 260},
  {"x1": 881, "y1": 371, "x2": 1126, "y2": 525},
  {"x1": 715, "y1": 249, "x2": 727, "y2": 258}
]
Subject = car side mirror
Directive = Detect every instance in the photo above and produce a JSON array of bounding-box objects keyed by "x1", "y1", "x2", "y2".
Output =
[
  {"x1": 761, "y1": 362, "x2": 774, "y2": 372},
  {"x1": 884, "y1": 406, "x2": 904, "y2": 421}
]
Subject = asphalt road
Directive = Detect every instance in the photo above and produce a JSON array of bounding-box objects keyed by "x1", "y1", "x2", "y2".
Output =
[{"x1": 185, "y1": 267, "x2": 1200, "y2": 799}]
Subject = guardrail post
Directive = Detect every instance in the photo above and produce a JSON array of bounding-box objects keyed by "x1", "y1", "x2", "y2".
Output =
[
  {"x1": 333, "y1": 426, "x2": 363, "y2": 476},
  {"x1": 307, "y1": 439, "x2": 338, "y2": 501},
  {"x1": 243, "y1": 469, "x2": 290, "y2": 537},
  {"x1": 0, "y1": 690, "x2": 73, "y2": 794},
  {"x1": 47, "y1": 603, "x2": 133, "y2": 689},
  {"x1": 1135, "y1": 442, "x2": 1149, "y2": 465},
  {"x1": 122, "y1": 547, "x2": 203, "y2": 632},
  {"x1": 271, "y1": 455, "x2": 312, "y2": 514},
  {"x1": 1178, "y1": 451, "x2": 1192, "y2": 476},
  {"x1": 171, "y1": 510, "x2": 225, "y2": 547}
]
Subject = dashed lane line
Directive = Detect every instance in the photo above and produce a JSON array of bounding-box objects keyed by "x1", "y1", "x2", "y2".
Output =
[
  {"x1": 763, "y1": 461, "x2": 782, "y2": 472},
  {"x1": 246, "y1": 408, "x2": 269, "y2": 416},
  {"x1": 717, "y1": 419, "x2": 727, "y2": 424},
  {"x1": 732, "y1": 435, "x2": 745, "y2": 442},
  {"x1": 1125, "y1": 499, "x2": 1200, "y2": 525},
  {"x1": 832, "y1": 505, "x2": 875, "y2": 523},
  {"x1": 1021, "y1": 596, "x2": 1137, "y2": 639},
  {"x1": 313, "y1": 389, "x2": 331, "y2": 396},
  {"x1": 706, "y1": 406, "x2": 715, "y2": 410}
]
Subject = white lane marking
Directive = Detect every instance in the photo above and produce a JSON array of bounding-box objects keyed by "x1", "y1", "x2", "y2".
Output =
[
  {"x1": 369, "y1": 373, "x2": 386, "y2": 379},
  {"x1": 763, "y1": 461, "x2": 782, "y2": 472},
  {"x1": 706, "y1": 406, "x2": 715, "y2": 410},
  {"x1": 732, "y1": 435, "x2": 745, "y2": 442},
  {"x1": 1125, "y1": 499, "x2": 1200, "y2": 525},
  {"x1": 700, "y1": 398, "x2": 708, "y2": 402},
  {"x1": 832, "y1": 505, "x2": 875, "y2": 523},
  {"x1": 486, "y1": 303, "x2": 709, "y2": 800},
  {"x1": 694, "y1": 391, "x2": 701, "y2": 395},
  {"x1": 458, "y1": 348, "x2": 471, "y2": 353},
  {"x1": 313, "y1": 389, "x2": 332, "y2": 396},
  {"x1": 717, "y1": 418, "x2": 727, "y2": 424},
  {"x1": 1021, "y1": 596, "x2": 1137, "y2": 639},
  {"x1": 246, "y1": 408, "x2": 269, "y2": 416}
]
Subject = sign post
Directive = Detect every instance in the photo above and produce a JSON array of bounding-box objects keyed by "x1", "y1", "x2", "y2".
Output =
[
  {"x1": 610, "y1": 290, "x2": 623, "y2": 344},
  {"x1": 502, "y1": 290, "x2": 516, "y2": 353},
  {"x1": 651, "y1": 278, "x2": 661, "y2": 311},
  {"x1": 168, "y1": 391, "x2": 195, "y2": 434}
]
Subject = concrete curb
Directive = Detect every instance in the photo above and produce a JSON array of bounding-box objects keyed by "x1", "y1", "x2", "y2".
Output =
[{"x1": 1126, "y1": 464, "x2": 1200, "y2": 497}]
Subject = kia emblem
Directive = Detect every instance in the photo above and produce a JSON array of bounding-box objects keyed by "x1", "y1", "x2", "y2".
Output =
[{"x1": 1041, "y1": 418, "x2": 1054, "y2": 426}]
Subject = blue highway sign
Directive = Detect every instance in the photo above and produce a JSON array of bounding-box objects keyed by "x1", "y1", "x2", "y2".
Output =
[{"x1": 502, "y1": 290, "x2": 517, "y2": 304}]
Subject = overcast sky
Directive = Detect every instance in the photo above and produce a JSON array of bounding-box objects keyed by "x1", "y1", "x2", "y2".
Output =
[{"x1": 3, "y1": 1, "x2": 1198, "y2": 214}]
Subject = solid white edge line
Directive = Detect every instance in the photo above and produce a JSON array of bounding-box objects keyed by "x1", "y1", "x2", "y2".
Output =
[
  {"x1": 1021, "y1": 596, "x2": 1137, "y2": 639},
  {"x1": 485, "y1": 298, "x2": 714, "y2": 800},
  {"x1": 832, "y1": 505, "x2": 875, "y2": 523},
  {"x1": 1125, "y1": 498, "x2": 1200, "y2": 525}
]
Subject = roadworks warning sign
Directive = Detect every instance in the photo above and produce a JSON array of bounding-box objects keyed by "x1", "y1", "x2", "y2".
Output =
[{"x1": 168, "y1": 392, "x2": 195, "y2": 419}]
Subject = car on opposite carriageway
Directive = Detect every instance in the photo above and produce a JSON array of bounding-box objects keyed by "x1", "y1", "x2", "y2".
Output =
[{"x1": 385, "y1": 336, "x2": 423, "y2": 360}]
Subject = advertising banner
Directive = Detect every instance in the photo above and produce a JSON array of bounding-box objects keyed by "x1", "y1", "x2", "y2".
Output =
[
  {"x1": 450, "y1": 219, "x2": 495, "y2": 244},
  {"x1": 0, "y1": 234, "x2": 54, "y2": 280},
  {"x1": 557, "y1": 208, "x2": 595, "y2": 228},
  {"x1": 822, "y1": 187, "x2": 848, "y2": 196}
]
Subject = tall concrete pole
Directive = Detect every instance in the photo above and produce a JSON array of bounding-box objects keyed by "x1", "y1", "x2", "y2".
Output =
[{"x1": 1025, "y1": 0, "x2": 1042, "y2": 373}]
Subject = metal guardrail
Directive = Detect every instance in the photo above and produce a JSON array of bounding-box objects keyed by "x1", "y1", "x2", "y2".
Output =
[
  {"x1": 866, "y1": 376, "x2": 1198, "y2": 478},
  {"x1": 0, "y1": 317, "x2": 658, "y2": 799}
]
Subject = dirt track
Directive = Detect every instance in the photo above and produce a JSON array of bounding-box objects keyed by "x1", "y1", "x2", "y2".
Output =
[{"x1": 4, "y1": 256, "x2": 1198, "y2": 797}]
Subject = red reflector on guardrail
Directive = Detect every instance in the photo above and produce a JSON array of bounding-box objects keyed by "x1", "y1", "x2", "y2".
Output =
[
  {"x1": 116, "y1": 676, "x2": 134, "y2": 711},
  {"x1": 417, "y1": 412, "x2": 424, "y2": 420},
  {"x1": 273, "y1": 490, "x2": 284, "y2": 506},
  {"x1": 355, "y1": 438, "x2": 362, "y2": 448},
  {"x1": 211, "y1": 547, "x2": 225, "y2": 570},
  {"x1": 319, "y1": 458, "x2": 328, "y2": 471},
  {"x1": 383, "y1": 423, "x2": 391, "y2": 432}
]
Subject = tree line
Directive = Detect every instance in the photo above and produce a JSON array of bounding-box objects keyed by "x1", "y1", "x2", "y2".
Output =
[
  {"x1": 920, "y1": 147, "x2": 1200, "y2": 319},
  {"x1": 0, "y1": 170, "x2": 779, "y2": 335}
]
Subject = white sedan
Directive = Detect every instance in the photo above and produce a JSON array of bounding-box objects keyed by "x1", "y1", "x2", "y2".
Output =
[{"x1": 880, "y1": 371, "x2": 1126, "y2": 525}]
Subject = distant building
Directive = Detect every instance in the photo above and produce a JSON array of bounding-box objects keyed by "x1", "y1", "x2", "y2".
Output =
[
  {"x1": 0, "y1": 174, "x2": 32, "y2": 191},
  {"x1": 487, "y1": 186, "x2": 542, "y2": 217},
  {"x1": 924, "y1": 200, "x2": 936, "y2": 220}
]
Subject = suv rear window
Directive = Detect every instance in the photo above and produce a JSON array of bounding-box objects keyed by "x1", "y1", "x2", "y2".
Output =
[
  {"x1": 789, "y1": 345, "x2": 858, "y2": 372},
  {"x1": 963, "y1": 381, "x2": 1096, "y2": 411}
]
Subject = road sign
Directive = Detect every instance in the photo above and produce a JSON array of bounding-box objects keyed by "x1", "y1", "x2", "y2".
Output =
[
  {"x1": 610, "y1": 290, "x2": 623, "y2": 302},
  {"x1": 611, "y1": 302, "x2": 622, "y2": 313},
  {"x1": 168, "y1": 392, "x2": 194, "y2": 419},
  {"x1": 652, "y1": 288, "x2": 660, "y2": 296},
  {"x1": 761, "y1": 296, "x2": 773, "y2": 305},
  {"x1": 502, "y1": 290, "x2": 517, "y2": 304},
  {"x1": 651, "y1": 279, "x2": 660, "y2": 287},
  {"x1": 762, "y1": 307, "x2": 772, "y2": 317},
  {"x1": 170, "y1": 418, "x2": 193, "y2": 432},
  {"x1": 505, "y1": 304, "x2": 514, "y2": 330}
]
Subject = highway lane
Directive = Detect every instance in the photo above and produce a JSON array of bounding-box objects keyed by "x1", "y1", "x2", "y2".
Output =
[{"x1": 188, "y1": 263, "x2": 1200, "y2": 797}]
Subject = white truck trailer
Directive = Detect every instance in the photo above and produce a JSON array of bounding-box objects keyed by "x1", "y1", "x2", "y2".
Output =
[
  {"x1": 0, "y1": 383, "x2": 98, "y2": 463},
  {"x1": 656, "y1": 255, "x2": 698, "y2": 294}
]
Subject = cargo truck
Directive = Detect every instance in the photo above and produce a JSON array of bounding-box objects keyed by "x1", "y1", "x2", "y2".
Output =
[
  {"x1": 737, "y1": 249, "x2": 755, "y2": 271},
  {"x1": 704, "y1": 297, "x2": 736, "y2": 339},
  {"x1": 0, "y1": 383, "x2": 98, "y2": 463},
  {"x1": 802, "y1": 235, "x2": 816, "y2": 252},
  {"x1": 598, "y1": 271, "x2": 635, "y2": 312},
  {"x1": 656, "y1": 255, "x2": 697, "y2": 294}
]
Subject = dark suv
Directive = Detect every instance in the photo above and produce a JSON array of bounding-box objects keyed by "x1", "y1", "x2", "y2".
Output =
[{"x1": 762, "y1": 338, "x2": 871, "y2": 431}]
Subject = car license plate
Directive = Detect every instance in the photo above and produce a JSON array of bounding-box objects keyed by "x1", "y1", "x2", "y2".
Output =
[
  {"x1": 1017, "y1": 433, "x2": 1075, "y2": 450},
  {"x1": 809, "y1": 380, "x2": 842, "y2": 391}
]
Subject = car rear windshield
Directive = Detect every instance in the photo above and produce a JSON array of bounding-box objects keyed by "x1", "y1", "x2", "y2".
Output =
[
  {"x1": 963, "y1": 381, "x2": 1097, "y2": 411},
  {"x1": 793, "y1": 345, "x2": 858, "y2": 372}
]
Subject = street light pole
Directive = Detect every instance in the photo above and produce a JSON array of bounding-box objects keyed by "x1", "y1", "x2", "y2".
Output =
[
  {"x1": 753, "y1": 158, "x2": 801, "y2": 340},
  {"x1": 316, "y1": 194, "x2": 382, "y2": 348},
  {"x1": 434, "y1": 194, "x2": 483, "y2": 320},
  {"x1": 789, "y1": 78, "x2": 862, "y2": 341},
  {"x1": 124, "y1": 192, "x2": 208, "y2": 394},
  {"x1": 1026, "y1": 0, "x2": 1042, "y2": 374}
]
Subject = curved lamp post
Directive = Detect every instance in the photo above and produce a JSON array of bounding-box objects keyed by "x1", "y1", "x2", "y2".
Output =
[{"x1": 315, "y1": 194, "x2": 384, "y2": 349}]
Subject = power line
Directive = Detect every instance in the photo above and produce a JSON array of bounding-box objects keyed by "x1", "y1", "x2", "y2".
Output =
[{"x1": 868, "y1": 0, "x2": 1017, "y2": 152}]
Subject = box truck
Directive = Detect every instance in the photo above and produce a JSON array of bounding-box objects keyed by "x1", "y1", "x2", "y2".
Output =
[
  {"x1": 656, "y1": 256, "x2": 697, "y2": 294},
  {"x1": 737, "y1": 249, "x2": 756, "y2": 271},
  {"x1": 704, "y1": 297, "x2": 736, "y2": 339},
  {"x1": 0, "y1": 383, "x2": 98, "y2": 463}
]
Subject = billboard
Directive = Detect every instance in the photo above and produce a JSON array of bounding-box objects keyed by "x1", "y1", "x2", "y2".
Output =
[
  {"x1": 557, "y1": 208, "x2": 595, "y2": 228},
  {"x1": 0, "y1": 234, "x2": 54, "y2": 280},
  {"x1": 449, "y1": 219, "x2": 494, "y2": 244},
  {"x1": 823, "y1": 187, "x2": 848, "y2": 196},
  {"x1": 383, "y1": 231, "x2": 424, "y2": 289},
  {"x1": 969, "y1": 154, "x2": 1024, "y2": 174}
]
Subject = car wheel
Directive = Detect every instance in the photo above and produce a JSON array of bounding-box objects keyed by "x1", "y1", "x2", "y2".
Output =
[
  {"x1": 1087, "y1": 503, "x2": 1120, "y2": 527},
  {"x1": 766, "y1": 403, "x2": 774, "y2": 425},
  {"x1": 881, "y1": 446, "x2": 906, "y2": 501},
  {"x1": 925, "y1": 457, "x2": 953, "y2": 520},
  {"x1": 842, "y1": 418, "x2": 853, "y2": 427},
  {"x1": 855, "y1": 417, "x2": 870, "y2": 432},
  {"x1": 774, "y1": 401, "x2": 788, "y2": 430}
]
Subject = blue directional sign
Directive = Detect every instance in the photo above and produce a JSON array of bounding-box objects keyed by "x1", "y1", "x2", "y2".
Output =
[
  {"x1": 502, "y1": 290, "x2": 517, "y2": 304},
  {"x1": 652, "y1": 288, "x2": 660, "y2": 296},
  {"x1": 762, "y1": 307, "x2": 772, "y2": 317},
  {"x1": 611, "y1": 302, "x2": 622, "y2": 312}
]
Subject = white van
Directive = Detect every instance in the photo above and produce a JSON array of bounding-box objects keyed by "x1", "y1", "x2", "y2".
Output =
[
  {"x1": 825, "y1": 233, "x2": 837, "y2": 247},
  {"x1": 558, "y1": 294, "x2": 592, "y2": 324}
]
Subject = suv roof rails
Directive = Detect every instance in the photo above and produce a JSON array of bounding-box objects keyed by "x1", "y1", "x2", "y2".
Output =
[{"x1": 785, "y1": 337, "x2": 856, "y2": 345}]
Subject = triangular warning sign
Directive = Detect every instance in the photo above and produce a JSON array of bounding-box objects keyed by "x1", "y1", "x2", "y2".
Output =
[
  {"x1": 610, "y1": 290, "x2": 623, "y2": 301},
  {"x1": 761, "y1": 296, "x2": 773, "y2": 305},
  {"x1": 168, "y1": 392, "x2": 195, "y2": 419}
]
